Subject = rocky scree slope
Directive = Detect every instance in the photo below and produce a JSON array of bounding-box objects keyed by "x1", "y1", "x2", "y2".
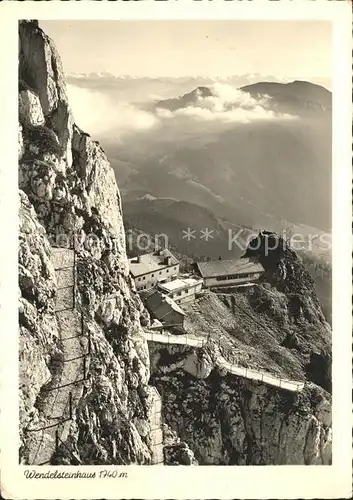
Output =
[
  {"x1": 245, "y1": 231, "x2": 331, "y2": 391},
  {"x1": 149, "y1": 233, "x2": 331, "y2": 465},
  {"x1": 18, "y1": 20, "x2": 154, "y2": 465}
]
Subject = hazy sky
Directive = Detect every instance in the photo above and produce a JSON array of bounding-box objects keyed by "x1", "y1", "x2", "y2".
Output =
[{"x1": 40, "y1": 20, "x2": 332, "y2": 81}]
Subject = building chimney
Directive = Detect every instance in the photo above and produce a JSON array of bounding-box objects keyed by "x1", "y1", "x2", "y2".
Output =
[
  {"x1": 218, "y1": 256, "x2": 222, "y2": 260},
  {"x1": 136, "y1": 255, "x2": 141, "y2": 263},
  {"x1": 164, "y1": 256, "x2": 172, "y2": 266}
]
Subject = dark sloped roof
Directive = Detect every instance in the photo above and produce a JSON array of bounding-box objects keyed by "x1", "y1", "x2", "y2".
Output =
[
  {"x1": 197, "y1": 257, "x2": 264, "y2": 278},
  {"x1": 146, "y1": 290, "x2": 185, "y2": 321}
]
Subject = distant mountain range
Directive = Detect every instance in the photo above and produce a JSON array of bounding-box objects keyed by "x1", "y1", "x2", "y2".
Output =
[
  {"x1": 156, "y1": 86, "x2": 215, "y2": 111},
  {"x1": 156, "y1": 80, "x2": 331, "y2": 114},
  {"x1": 108, "y1": 79, "x2": 332, "y2": 322},
  {"x1": 102, "y1": 80, "x2": 332, "y2": 259},
  {"x1": 66, "y1": 72, "x2": 331, "y2": 89},
  {"x1": 241, "y1": 80, "x2": 331, "y2": 113}
]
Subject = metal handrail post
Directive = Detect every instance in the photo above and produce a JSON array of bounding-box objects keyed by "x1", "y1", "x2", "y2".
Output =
[
  {"x1": 88, "y1": 328, "x2": 91, "y2": 355},
  {"x1": 55, "y1": 429, "x2": 59, "y2": 451},
  {"x1": 69, "y1": 392, "x2": 73, "y2": 419},
  {"x1": 73, "y1": 236, "x2": 76, "y2": 310}
]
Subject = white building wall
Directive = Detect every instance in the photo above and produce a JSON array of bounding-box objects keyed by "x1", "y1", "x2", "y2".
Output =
[
  {"x1": 169, "y1": 282, "x2": 203, "y2": 304},
  {"x1": 204, "y1": 272, "x2": 261, "y2": 288},
  {"x1": 134, "y1": 264, "x2": 179, "y2": 291}
]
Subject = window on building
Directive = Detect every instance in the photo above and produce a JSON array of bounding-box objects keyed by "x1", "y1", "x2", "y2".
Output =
[
  {"x1": 159, "y1": 271, "x2": 162, "y2": 275},
  {"x1": 166, "y1": 270, "x2": 169, "y2": 273},
  {"x1": 152, "y1": 274, "x2": 154, "y2": 277},
  {"x1": 143, "y1": 276, "x2": 145, "y2": 280}
]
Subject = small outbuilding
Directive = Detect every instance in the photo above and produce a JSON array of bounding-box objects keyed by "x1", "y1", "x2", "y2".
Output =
[
  {"x1": 158, "y1": 277, "x2": 203, "y2": 304},
  {"x1": 145, "y1": 290, "x2": 185, "y2": 327}
]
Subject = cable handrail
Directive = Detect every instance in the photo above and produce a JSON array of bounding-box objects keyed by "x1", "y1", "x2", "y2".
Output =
[
  {"x1": 55, "y1": 284, "x2": 75, "y2": 291},
  {"x1": 56, "y1": 431, "x2": 82, "y2": 465},
  {"x1": 144, "y1": 331, "x2": 305, "y2": 393},
  {"x1": 215, "y1": 355, "x2": 305, "y2": 392},
  {"x1": 27, "y1": 318, "x2": 80, "y2": 461},
  {"x1": 53, "y1": 265, "x2": 75, "y2": 272},
  {"x1": 41, "y1": 377, "x2": 86, "y2": 393},
  {"x1": 144, "y1": 331, "x2": 207, "y2": 348},
  {"x1": 27, "y1": 369, "x2": 66, "y2": 463},
  {"x1": 149, "y1": 385, "x2": 161, "y2": 401},
  {"x1": 26, "y1": 241, "x2": 90, "y2": 465},
  {"x1": 27, "y1": 324, "x2": 87, "y2": 461},
  {"x1": 34, "y1": 364, "x2": 84, "y2": 465}
]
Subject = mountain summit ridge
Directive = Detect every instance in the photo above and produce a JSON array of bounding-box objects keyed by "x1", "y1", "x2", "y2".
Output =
[{"x1": 156, "y1": 79, "x2": 331, "y2": 113}]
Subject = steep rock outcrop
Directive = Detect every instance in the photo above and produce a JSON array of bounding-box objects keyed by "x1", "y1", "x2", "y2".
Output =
[
  {"x1": 148, "y1": 248, "x2": 331, "y2": 465},
  {"x1": 18, "y1": 20, "x2": 153, "y2": 465},
  {"x1": 163, "y1": 424, "x2": 198, "y2": 465},
  {"x1": 19, "y1": 191, "x2": 59, "y2": 443},
  {"x1": 245, "y1": 231, "x2": 331, "y2": 391},
  {"x1": 150, "y1": 366, "x2": 331, "y2": 465},
  {"x1": 149, "y1": 342, "x2": 213, "y2": 380}
]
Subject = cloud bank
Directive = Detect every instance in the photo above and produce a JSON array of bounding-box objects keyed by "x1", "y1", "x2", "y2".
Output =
[
  {"x1": 156, "y1": 83, "x2": 295, "y2": 124},
  {"x1": 67, "y1": 84, "x2": 159, "y2": 138},
  {"x1": 67, "y1": 81, "x2": 296, "y2": 141}
]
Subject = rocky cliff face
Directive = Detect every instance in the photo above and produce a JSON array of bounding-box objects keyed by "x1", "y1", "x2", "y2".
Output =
[
  {"x1": 245, "y1": 231, "x2": 332, "y2": 391},
  {"x1": 18, "y1": 20, "x2": 331, "y2": 467},
  {"x1": 151, "y1": 364, "x2": 331, "y2": 465},
  {"x1": 18, "y1": 20, "x2": 153, "y2": 465},
  {"x1": 149, "y1": 327, "x2": 332, "y2": 465},
  {"x1": 148, "y1": 240, "x2": 332, "y2": 465}
]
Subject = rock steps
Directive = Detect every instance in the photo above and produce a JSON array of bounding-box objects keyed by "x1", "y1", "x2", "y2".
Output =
[
  {"x1": 27, "y1": 248, "x2": 89, "y2": 465},
  {"x1": 149, "y1": 387, "x2": 164, "y2": 465}
]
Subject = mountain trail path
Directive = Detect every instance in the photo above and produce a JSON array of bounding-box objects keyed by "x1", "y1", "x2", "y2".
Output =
[{"x1": 27, "y1": 249, "x2": 89, "y2": 465}]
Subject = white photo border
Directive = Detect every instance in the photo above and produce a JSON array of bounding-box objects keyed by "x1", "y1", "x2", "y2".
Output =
[{"x1": 0, "y1": 1, "x2": 351, "y2": 499}]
